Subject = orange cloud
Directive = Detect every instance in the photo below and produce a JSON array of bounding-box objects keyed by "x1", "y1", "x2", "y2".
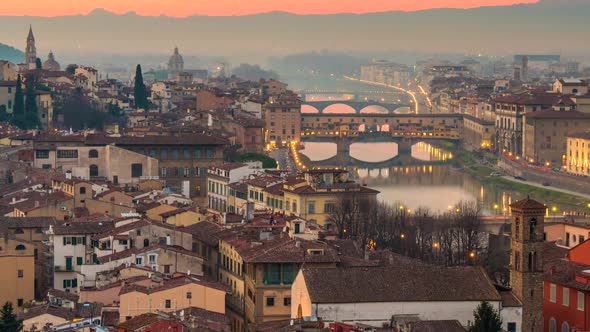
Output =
[{"x1": 1, "y1": 0, "x2": 538, "y2": 17}]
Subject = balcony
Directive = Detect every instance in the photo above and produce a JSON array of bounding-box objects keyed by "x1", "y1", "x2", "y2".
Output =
[
  {"x1": 226, "y1": 294, "x2": 244, "y2": 314},
  {"x1": 54, "y1": 265, "x2": 74, "y2": 272}
]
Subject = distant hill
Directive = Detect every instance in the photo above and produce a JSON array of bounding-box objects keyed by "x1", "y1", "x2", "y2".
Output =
[
  {"x1": 0, "y1": 43, "x2": 24, "y2": 64},
  {"x1": 0, "y1": 1, "x2": 588, "y2": 63}
]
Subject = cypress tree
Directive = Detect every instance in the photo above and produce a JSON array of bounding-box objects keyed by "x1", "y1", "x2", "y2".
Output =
[
  {"x1": 0, "y1": 302, "x2": 23, "y2": 332},
  {"x1": 24, "y1": 74, "x2": 40, "y2": 129},
  {"x1": 12, "y1": 75, "x2": 24, "y2": 115},
  {"x1": 35, "y1": 58, "x2": 42, "y2": 69},
  {"x1": 134, "y1": 64, "x2": 148, "y2": 109}
]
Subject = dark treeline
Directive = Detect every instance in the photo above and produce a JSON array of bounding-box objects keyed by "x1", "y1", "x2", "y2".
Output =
[{"x1": 328, "y1": 195, "x2": 509, "y2": 285}]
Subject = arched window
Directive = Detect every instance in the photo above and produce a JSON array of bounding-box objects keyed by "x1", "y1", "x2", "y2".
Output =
[
  {"x1": 530, "y1": 218, "x2": 537, "y2": 241},
  {"x1": 89, "y1": 165, "x2": 99, "y2": 177},
  {"x1": 561, "y1": 321, "x2": 569, "y2": 332},
  {"x1": 88, "y1": 149, "x2": 99, "y2": 158},
  {"x1": 549, "y1": 318, "x2": 556, "y2": 332},
  {"x1": 515, "y1": 218, "x2": 520, "y2": 240},
  {"x1": 15, "y1": 245, "x2": 26, "y2": 251}
]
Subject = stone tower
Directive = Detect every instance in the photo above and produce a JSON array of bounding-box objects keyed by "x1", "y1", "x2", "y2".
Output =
[
  {"x1": 509, "y1": 196, "x2": 545, "y2": 332},
  {"x1": 25, "y1": 25, "x2": 37, "y2": 69}
]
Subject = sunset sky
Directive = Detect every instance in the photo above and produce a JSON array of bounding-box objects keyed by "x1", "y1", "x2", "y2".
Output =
[{"x1": 2, "y1": 0, "x2": 538, "y2": 17}]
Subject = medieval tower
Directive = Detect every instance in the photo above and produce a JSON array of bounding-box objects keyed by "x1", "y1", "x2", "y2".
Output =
[
  {"x1": 510, "y1": 196, "x2": 546, "y2": 332},
  {"x1": 25, "y1": 26, "x2": 37, "y2": 69}
]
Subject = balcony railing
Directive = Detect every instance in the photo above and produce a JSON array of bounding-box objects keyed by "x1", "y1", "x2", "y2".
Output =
[
  {"x1": 226, "y1": 294, "x2": 244, "y2": 314},
  {"x1": 54, "y1": 265, "x2": 74, "y2": 272}
]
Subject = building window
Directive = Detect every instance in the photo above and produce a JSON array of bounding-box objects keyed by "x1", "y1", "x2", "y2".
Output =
[
  {"x1": 549, "y1": 318, "x2": 556, "y2": 332},
  {"x1": 266, "y1": 297, "x2": 275, "y2": 306},
  {"x1": 308, "y1": 202, "x2": 316, "y2": 214},
  {"x1": 131, "y1": 164, "x2": 143, "y2": 178},
  {"x1": 135, "y1": 257, "x2": 143, "y2": 265},
  {"x1": 263, "y1": 264, "x2": 281, "y2": 285},
  {"x1": 57, "y1": 150, "x2": 78, "y2": 159},
  {"x1": 89, "y1": 165, "x2": 99, "y2": 177},
  {"x1": 292, "y1": 202, "x2": 297, "y2": 213},
  {"x1": 529, "y1": 218, "x2": 537, "y2": 241},
  {"x1": 88, "y1": 149, "x2": 99, "y2": 158},
  {"x1": 149, "y1": 149, "x2": 157, "y2": 158},
  {"x1": 507, "y1": 322, "x2": 516, "y2": 332},
  {"x1": 186, "y1": 292, "x2": 192, "y2": 299},
  {"x1": 206, "y1": 149, "x2": 214, "y2": 158},
  {"x1": 578, "y1": 291, "x2": 584, "y2": 311},
  {"x1": 562, "y1": 322, "x2": 569, "y2": 332},
  {"x1": 35, "y1": 150, "x2": 49, "y2": 159},
  {"x1": 165, "y1": 300, "x2": 171, "y2": 309},
  {"x1": 284, "y1": 297, "x2": 291, "y2": 306},
  {"x1": 15, "y1": 245, "x2": 26, "y2": 251},
  {"x1": 563, "y1": 287, "x2": 570, "y2": 306},
  {"x1": 17, "y1": 270, "x2": 23, "y2": 278},
  {"x1": 148, "y1": 255, "x2": 156, "y2": 264},
  {"x1": 17, "y1": 299, "x2": 23, "y2": 307},
  {"x1": 160, "y1": 149, "x2": 168, "y2": 159},
  {"x1": 184, "y1": 150, "x2": 191, "y2": 159},
  {"x1": 76, "y1": 257, "x2": 83, "y2": 265},
  {"x1": 163, "y1": 265, "x2": 171, "y2": 274},
  {"x1": 550, "y1": 283, "x2": 557, "y2": 303}
]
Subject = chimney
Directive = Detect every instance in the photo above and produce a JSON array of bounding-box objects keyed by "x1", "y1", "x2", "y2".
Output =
[
  {"x1": 295, "y1": 241, "x2": 300, "y2": 248},
  {"x1": 34, "y1": 201, "x2": 39, "y2": 208},
  {"x1": 364, "y1": 251, "x2": 370, "y2": 261},
  {"x1": 65, "y1": 171, "x2": 72, "y2": 180},
  {"x1": 11, "y1": 197, "x2": 15, "y2": 204}
]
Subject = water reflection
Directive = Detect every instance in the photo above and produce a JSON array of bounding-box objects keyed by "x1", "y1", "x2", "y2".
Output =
[{"x1": 301, "y1": 142, "x2": 582, "y2": 215}]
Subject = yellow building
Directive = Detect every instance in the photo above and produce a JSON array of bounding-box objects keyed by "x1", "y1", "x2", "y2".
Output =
[
  {"x1": 282, "y1": 170, "x2": 379, "y2": 228},
  {"x1": 118, "y1": 276, "x2": 228, "y2": 321},
  {"x1": 159, "y1": 208, "x2": 203, "y2": 226},
  {"x1": 0, "y1": 235, "x2": 35, "y2": 310},
  {"x1": 145, "y1": 203, "x2": 178, "y2": 222},
  {"x1": 567, "y1": 132, "x2": 590, "y2": 176}
]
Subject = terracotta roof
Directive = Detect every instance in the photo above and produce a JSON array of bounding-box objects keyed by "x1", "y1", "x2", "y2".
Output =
[
  {"x1": 211, "y1": 162, "x2": 246, "y2": 171},
  {"x1": 19, "y1": 304, "x2": 77, "y2": 321},
  {"x1": 12, "y1": 191, "x2": 72, "y2": 212},
  {"x1": 183, "y1": 221, "x2": 223, "y2": 247},
  {"x1": 525, "y1": 110, "x2": 590, "y2": 119},
  {"x1": 174, "y1": 307, "x2": 230, "y2": 331},
  {"x1": 568, "y1": 131, "x2": 590, "y2": 140},
  {"x1": 54, "y1": 221, "x2": 114, "y2": 235},
  {"x1": 0, "y1": 216, "x2": 57, "y2": 229},
  {"x1": 119, "y1": 275, "x2": 229, "y2": 296},
  {"x1": 410, "y1": 320, "x2": 467, "y2": 332},
  {"x1": 499, "y1": 290, "x2": 522, "y2": 308},
  {"x1": 91, "y1": 220, "x2": 150, "y2": 241},
  {"x1": 48, "y1": 288, "x2": 80, "y2": 302},
  {"x1": 302, "y1": 265, "x2": 501, "y2": 303},
  {"x1": 509, "y1": 197, "x2": 547, "y2": 210},
  {"x1": 160, "y1": 208, "x2": 193, "y2": 218},
  {"x1": 117, "y1": 313, "x2": 162, "y2": 330}
]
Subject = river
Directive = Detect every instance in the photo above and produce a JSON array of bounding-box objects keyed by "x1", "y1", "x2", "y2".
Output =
[{"x1": 299, "y1": 141, "x2": 583, "y2": 216}]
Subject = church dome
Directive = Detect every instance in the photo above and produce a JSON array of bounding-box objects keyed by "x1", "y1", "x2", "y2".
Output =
[
  {"x1": 167, "y1": 47, "x2": 184, "y2": 72},
  {"x1": 42, "y1": 51, "x2": 61, "y2": 71}
]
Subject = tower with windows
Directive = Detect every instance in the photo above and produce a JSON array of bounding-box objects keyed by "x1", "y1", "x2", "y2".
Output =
[
  {"x1": 510, "y1": 196, "x2": 546, "y2": 332},
  {"x1": 25, "y1": 26, "x2": 37, "y2": 69}
]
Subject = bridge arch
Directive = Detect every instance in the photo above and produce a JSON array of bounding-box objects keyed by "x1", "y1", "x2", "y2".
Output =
[
  {"x1": 393, "y1": 106, "x2": 413, "y2": 114},
  {"x1": 360, "y1": 105, "x2": 390, "y2": 114},
  {"x1": 322, "y1": 104, "x2": 357, "y2": 114},
  {"x1": 301, "y1": 105, "x2": 320, "y2": 114}
]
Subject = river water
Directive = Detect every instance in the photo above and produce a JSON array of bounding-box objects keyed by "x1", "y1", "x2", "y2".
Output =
[{"x1": 299, "y1": 141, "x2": 581, "y2": 216}]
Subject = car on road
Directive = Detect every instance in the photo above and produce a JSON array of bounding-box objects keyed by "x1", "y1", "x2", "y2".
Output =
[
  {"x1": 542, "y1": 182, "x2": 551, "y2": 186},
  {"x1": 514, "y1": 176, "x2": 527, "y2": 181},
  {"x1": 490, "y1": 172, "x2": 502, "y2": 177}
]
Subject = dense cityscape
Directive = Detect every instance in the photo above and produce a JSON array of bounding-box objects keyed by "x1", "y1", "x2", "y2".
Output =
[{"x1": 1, "y1": 2, "x2": 590, "y2": 331}]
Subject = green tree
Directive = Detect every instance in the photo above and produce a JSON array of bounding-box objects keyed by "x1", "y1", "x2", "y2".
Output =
[
  {"x1": 133, "y1": 64, "x2": 148, "y2": 109},
  {"x1": 24, "y1": 74, "x2": 40, "y2": 129},
  {"x1": 470, "y1": 301, "x2": 502, "y2": 332},
  {"x1": 12, "y1": 75, "x2": 24, "y2": 115},
  {"x1": 0, "y1": 302, "x2": 23, "y2": 332},
  {"x1": 35, "y1": 57, "x2": 42, "y2": 69},
  {"x1": 65, "y1": 64, "x2": 78, "y2": 75}
]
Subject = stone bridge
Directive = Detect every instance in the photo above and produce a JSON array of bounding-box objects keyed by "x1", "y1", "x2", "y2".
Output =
[{"x1": 302, "y1": 101, "x2": 411, "y2": 114}]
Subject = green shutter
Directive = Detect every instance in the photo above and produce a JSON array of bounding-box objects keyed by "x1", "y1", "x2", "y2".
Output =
[
  {"x1": 63, "y1": 279, "x2": 67, "y2": 288},
  {"x1": 63, "y1": 237, "x2": 67, "y2": 245},
  {"x1": 82, "y1": 237, "x2": 87, "y2": 245},
  {"x1": 72, "y1": 237, "x2": 77, "y2": 245},
  {"x1": 72, "y1": 278, "x2": 78, "y2": 288},
  {"x1": 77, "y1": 257, "x2": 83, "y2": 265}
]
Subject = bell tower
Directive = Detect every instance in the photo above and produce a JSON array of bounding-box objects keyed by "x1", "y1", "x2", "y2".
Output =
[
  {"x1": 25, "y1": 25, "x2": 37, "y2": 69},
  {"x1": 509, "y1": 196, "x2": 545, "y2": 332}
]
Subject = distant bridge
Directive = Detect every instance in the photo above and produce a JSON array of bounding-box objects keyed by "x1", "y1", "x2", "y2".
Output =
[{"x1": 302, "y1": 101, "x2": 411, "y2": 114}]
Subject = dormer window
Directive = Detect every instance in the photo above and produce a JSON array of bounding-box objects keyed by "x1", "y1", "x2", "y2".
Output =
[{"x1": 307, "y1": 249, "x2": 324, "y2": 255}]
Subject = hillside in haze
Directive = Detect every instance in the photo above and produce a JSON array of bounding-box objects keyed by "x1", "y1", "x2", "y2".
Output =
[
  {"x1": 0, "y1": 1, "x2": 588, "y2": 65},
  {"x1": 0, "y1": 43, "x2": 24, "y2": 64}
]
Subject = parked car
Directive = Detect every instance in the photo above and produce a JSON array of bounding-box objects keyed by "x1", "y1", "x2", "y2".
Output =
[
  {"x1": 514, "y1": 176, "x2": 527, "y2": 181},
  {"x1": 542, "y1": 182, "x2": 551, "y2": 186},
  {"x1": 490, "y1": 172, "x2": 502, "y2": 177}
]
